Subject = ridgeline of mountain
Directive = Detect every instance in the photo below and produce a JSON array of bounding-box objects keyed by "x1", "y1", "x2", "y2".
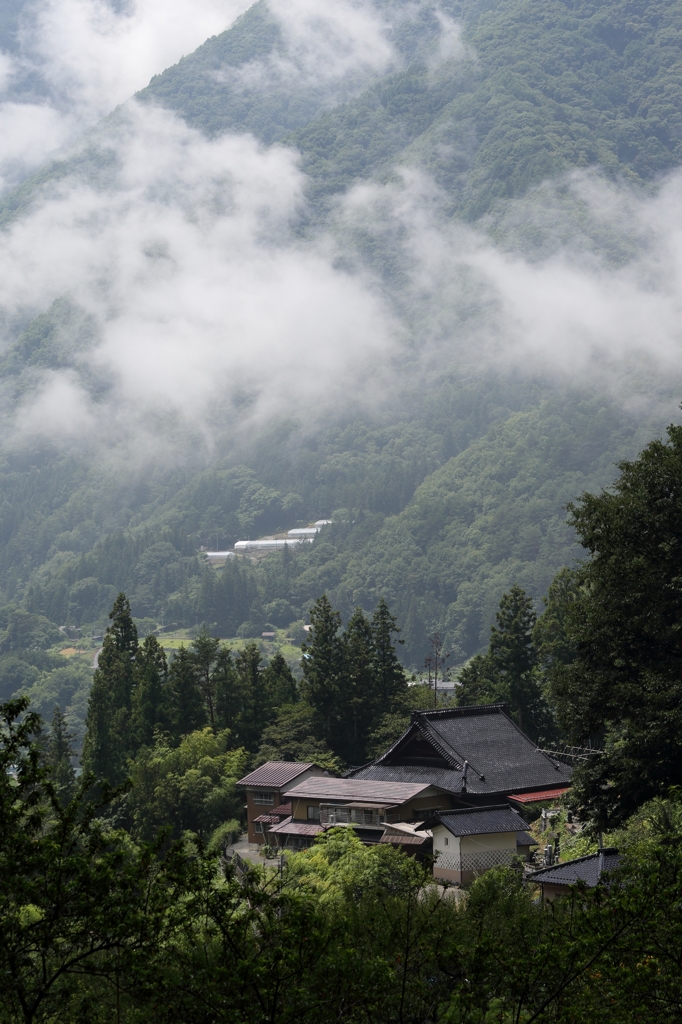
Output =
[
  {"x1": 1, "y1": 0, "x2": 681, "y2": 729},
  {"x1": 5, "y1": 0, "x2": 682, "y2": 229}
]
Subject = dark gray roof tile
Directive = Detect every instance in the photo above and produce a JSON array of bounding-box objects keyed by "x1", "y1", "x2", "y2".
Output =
[
  {"x1": 430, "y1": 804, "x2": 526, "y2": 837},
  {"x1": 529, "y1": 849, "x2": 621, "y2": 888},
  {"x1": 350, "y1": 705, "x2": 572, "y2": 797}
]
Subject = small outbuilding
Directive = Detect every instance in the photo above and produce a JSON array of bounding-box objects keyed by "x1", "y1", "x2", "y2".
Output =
[
  {"x1": 528, "y1": 848, "x2": 621, "y2": 901},
  {"x1": 423, "y1": 804, "x2": 528, "y2": 884}
]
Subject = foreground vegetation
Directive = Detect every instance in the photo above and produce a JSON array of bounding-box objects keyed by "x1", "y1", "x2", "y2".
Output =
[{"x1": 3, "y1": 695, "x2": 682, "y2": 1024}]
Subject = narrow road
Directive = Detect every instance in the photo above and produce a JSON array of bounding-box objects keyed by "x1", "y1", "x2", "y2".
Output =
[{"x1": 92, "y1": 647, "x2": 103, "y2": 669}]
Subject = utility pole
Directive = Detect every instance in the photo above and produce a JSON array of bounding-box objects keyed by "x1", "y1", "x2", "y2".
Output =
[
  {"x1": 424, "y1": 655, "x2": 433, "y2": 704},
  {"x1": 427, "y1": 632, "x2": 450, "y2": 708}
]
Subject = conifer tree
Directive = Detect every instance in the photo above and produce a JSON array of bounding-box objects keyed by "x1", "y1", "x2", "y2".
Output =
[
  {"x1": 234, "y1": 642, "x2": 263, "y2": 749},
  {"x1": 339, "y1": 607, "x2": 378, "y2": 765},
  {"x1": 46, "y1": 705, "x2": 76, "y2": 803},
  {"x1": 168, "y1": 644, "x2": 207, "y2": 742},
  {"x1": 300, "y1": 595, "x2": 343, "y2": 745},
  {"x1": 190, "y1": 627, "x2": 221, "y2": 732},
  {"x1": 371, "y1": 597, "x2": 407, "y2": 707},
  {"x1": 82, "y1": 593, "x2": 138, "y2": 785},
  {"x1": 214, "y1": 646, "x2": 247, "y2": 738},
  {"x1": 262, "y1": 652, "x2": 297, "y2": 710},
  {"x1": 457, "y1": 585, "x2": 549, "y2": 741},
  {"x1": 131, "y1": 635, "x2": 169, "y2": 749}
]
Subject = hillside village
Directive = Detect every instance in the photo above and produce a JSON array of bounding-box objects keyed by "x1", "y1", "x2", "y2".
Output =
[{"x1": 235, "y1": 704, "x2": 600, "y2": 895}]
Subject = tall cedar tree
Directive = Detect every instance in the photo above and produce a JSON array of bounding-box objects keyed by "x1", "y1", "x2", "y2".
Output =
[
  {"x1": 232, "y1": 643, "x2": 264, "y2": 748},
  {"x1": 340, "y1": 607, "x2": 378, "y2": 765},
  {"x1": 262, "y1": 652, "x2": 297, "y2": 709},
  {"x1": 371, "y1": 598, "x2": 407, "y2": 706},
  {"x1": 458, "y1": 585, "x2": 548, "y2": 741},
  {"x1": 82, "y1": 593, "x2": 138, "y2": 785},
  {"x1": 300, "y1": 595, "x2": 343, "y2": 744},
  {"x1": 557, "y1": 420, "x2": 682, "y2": 827},
  {"x1": 189, "y1": 627, "x2": 221, "y2": 732},
  {"x1": 167, "y1": 644, "x2": 207, "y2": 741},
  {"x1": 131, "y1": 635, "x2": 169, "y2": 748},
  {"x1": 46, "y1": 706, "x2": 76, "y2": 804}
]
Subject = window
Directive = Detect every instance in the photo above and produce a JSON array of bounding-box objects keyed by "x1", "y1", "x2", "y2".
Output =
[
  {"x1": 254, "y1": 792, "x2": 274, "y2": 805},
  {"x1": 255, "y1": 822, "x2": 263, "y2": 833},
  {"x1": 307, "y1": 806, "x2": 320, "y2": 822},
  {"x1": 444, "y1": 837, "x2": 449, "y2": 846}
]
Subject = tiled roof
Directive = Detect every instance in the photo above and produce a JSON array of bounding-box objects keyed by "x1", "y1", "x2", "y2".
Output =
[
  {"x1": 509, "y1": 787, "x2": 571, "y2": 804},
  {"x1": 529, "y1": 849, "x2": 621, "y2": 888},
  {"x1": 237, "y1": 762, "x2": 316, "y2": 788},
  {"x1": 350, "y1": 705, "x2": 572, "y2": 796},
  {"x1": 516, "y1": 830, "x2": 536, "y2": 847},
  {"x1": 430, "y1": 804, "x2": 526, "y2": 837},
  {"x1": 345, "y1": 764, "x2": 465, "y2": 793},
  {"x1": 253, "y1": 813, "x2": 281, "y2": 824},
  {"x1": 285, "y1": 777, "x2": 435, "y2": 804},
  {"x1": 268, "y1": 817, "x2": 324, "y2": 837},
  {"x1": 271, "y1": 802, "x2": 292, "y2": 815},
  {"x1": 380, "y1": 834, "x2": 428, "y2": 846}
]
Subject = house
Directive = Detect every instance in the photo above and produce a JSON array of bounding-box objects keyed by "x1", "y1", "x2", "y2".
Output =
[
  {"x1": 347, "y1": 704, "x2": 572, "y2": 806},
  {"x1": 237, "y1": 762, "x2": 331, "y2": 844},
  {"x1": 266, "y1": 777, "x2": 453, "y2": 850},
  {"x1": 422, "y1": 805, "x2": 528, "y2": 884},
  {"x1": 528, "y1": 848, "x2": 621, "y2": 901}
]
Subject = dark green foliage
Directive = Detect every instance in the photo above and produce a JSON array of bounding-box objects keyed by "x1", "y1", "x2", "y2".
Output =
[
  {"x1": 7, "y1": 698, "x2": 682, "y2": 1022},
  {"x1": 130, "y1": 635, "x2": 169, "y2": 748},
  {"x1": 339, "y1": 607, "x2": 380, "y2": 765},
  {"x1": 45, "y1": 705, "x2": 76, "y2": 804},
  {"x1": 255, "y1": 702, "x2": 341, "y2": 770},
  {"x1": 301, "y1": 594, "x2": 410, "y2": 764},
  {"x1": 167, "y1": 644, "x2": 207, "y2": 740},
  {"x1": 261, "y1": 651, "x2": 297, "y2": 709},
  {"x1": 458, "y1": 584, "x2": 552, "y2": 741},
  {"x1": 300, "y1": 594, "x2": 343, "y2": 743},
  {"x1": 553, "y1": 420, "x2": 682, "y2": 827},
  {"x1": 0, "y1": 608, "x2": 61, "y2": 654},
  {"x1": 370, "y1": 597, "x2": 407, "y2": 706},
  {"x1": 0, "y1": 698, "x2": 191, "y2": 1024},
  {"x1": 187, "y1": 627, "x2": 221, "y2": 731},
  {"x1": 81, "y1": 594, "x2": 139, "y2": 785}
]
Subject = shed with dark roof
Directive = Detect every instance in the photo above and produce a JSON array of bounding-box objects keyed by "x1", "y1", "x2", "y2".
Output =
[
  {"x1": 528, "y1": 849, "x2": 621, "y2": 901},
  {"x1": 422, "y1": 804, "x2": 528, "y2": 884},
  {"x1": 347, "y1": 704, "x2": 571, "y2": 806}
]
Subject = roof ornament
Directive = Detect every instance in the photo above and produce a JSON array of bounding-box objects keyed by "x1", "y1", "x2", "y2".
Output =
[{"x1": 461, "y1": 760, "x2": 469, "y2": 792}]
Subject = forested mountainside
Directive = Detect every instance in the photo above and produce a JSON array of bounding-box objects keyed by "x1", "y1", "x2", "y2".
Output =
[
  {"x1": 1, "y1": 0, "x2": 681, "y2": 701},
  {"x1": 139, "y1": 0, "x2": 682, "y2": 220}
]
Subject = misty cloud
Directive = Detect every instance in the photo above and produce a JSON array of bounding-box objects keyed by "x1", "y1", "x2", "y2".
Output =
[
  {"x1": 3, "y1": 2, "x2": 682, "y2": 457},
  {"x1": 1, "y1": 102, "x2": 396, "y2": 447},
  {"x1": 336, "y1": 166, "x2": 682, "y2": 396},
  {"x1": 0, "y1": 0, "x2": 250, "y2": 191}
]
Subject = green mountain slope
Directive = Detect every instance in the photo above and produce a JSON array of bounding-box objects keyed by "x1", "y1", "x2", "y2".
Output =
[
  {"x1": 16, "y1": 391, "x2": 664, "y2": 667},
  {"x1": 6, "y1": 0, "x2": 682, "y2": 228},
  {"x1": 1, "y1": 0, "x2": 681, "y2": 687}
]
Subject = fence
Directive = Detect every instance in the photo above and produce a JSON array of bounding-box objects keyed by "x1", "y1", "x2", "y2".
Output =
[{"x1": 436, "y1": 848, "x2": 516, "y2": 874}]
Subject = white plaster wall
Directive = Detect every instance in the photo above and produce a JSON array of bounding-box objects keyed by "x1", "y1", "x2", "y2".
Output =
[
  {"x1": 460, "y1": 832, "x2": 517, "y2": 856},
  {"x1": 433, "y1": 825, "x2": 460, "y2": 871}
]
